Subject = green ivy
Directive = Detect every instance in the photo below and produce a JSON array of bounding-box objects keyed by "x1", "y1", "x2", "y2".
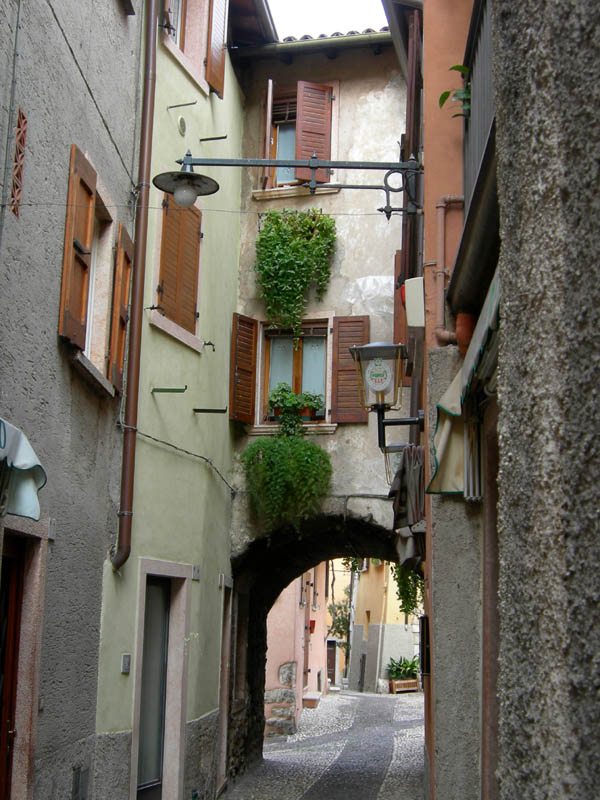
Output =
[
  {"x1": 390, "y1": 562, "x2": 424, "y2": 616},
  {"x1": 241, "y1": 435, "x2": 332, "y2": 532},
  {"x1": 254, "y1": 209, "x2": 336, "y2": 338}
]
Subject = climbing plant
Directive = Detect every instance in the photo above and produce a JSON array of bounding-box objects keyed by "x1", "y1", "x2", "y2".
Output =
[
  {"x1": 342, "y1": 558, "x2": 424, "y2": 616},
  {"x1": 390, "y1": 562, "x2": 424, "y2": 616},
  {"x1": 241, "y1": 435, "x2": 332, "y2": 532},
  {"x1": 254, "y1": 209, "x2": 336, "y2": 338}
]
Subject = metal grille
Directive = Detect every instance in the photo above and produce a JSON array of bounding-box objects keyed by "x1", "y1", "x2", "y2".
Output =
[{"x1": 10, "y1": 108, "x2": 27, "y2": 218}]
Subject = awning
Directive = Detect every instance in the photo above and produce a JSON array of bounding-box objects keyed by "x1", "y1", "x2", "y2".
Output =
[
  {"x1": 0, "y1": 418, "x2": 47, "y2": 520},
  {"x1": 460, "y1": 266, "x2": 501, "y2": 403},
  {"x1": 427, "y1": 268, "x2": 501, "y2": 495},
  {"x1": 426, "y1": 371, "x2": 464, "y2": 494}
]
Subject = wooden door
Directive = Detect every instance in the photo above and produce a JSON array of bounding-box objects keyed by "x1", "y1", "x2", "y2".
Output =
[{"x1": 0, "y1": 537, "x2": 25, "y2": 798}]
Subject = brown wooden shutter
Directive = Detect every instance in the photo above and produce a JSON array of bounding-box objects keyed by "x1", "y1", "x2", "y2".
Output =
[
  {"x1": 206, "y1": 0, "x2": 228, "y2": 98},
  {"x1": 295, "y1": 81, "x2": 332, "y2": 183},
  {"x1": 108, "y1": 223, "x2": 133, "y2": 393},
  {"x1": 229, "y1": 313, "x2": 257, "y2": 423},
  {"x1": 58, "y1": 144, "x2": 96, "y2": 349},
  {"x1": 331, "y1": 316, "x2": 370, "y2": 424},
  {"x1": 158, "y1": 197, "x2": 201, "y2": 334}
]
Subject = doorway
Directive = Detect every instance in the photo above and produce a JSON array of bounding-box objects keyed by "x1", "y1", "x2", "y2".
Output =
[
  {"x1": 0, "y1": 536, "x2": 25, "y2": 798},
  {"x1": 137, "y1": 576, "x2": 170, "y2": 799}
]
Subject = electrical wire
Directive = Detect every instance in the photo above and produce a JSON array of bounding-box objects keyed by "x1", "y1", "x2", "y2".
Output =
[{"x1": 118, "y1": 423, "x2": 237, "y2": 496}]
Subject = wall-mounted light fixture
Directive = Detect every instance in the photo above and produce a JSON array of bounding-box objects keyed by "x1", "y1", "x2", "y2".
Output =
[
  {"x1": 153, "y1": 152, "x2": 219, "y2": 207},
  {"x1": 349, "y1": 341, "x2": 424, "y2": 452},
  {"x1": 152, "y1": 150, "x2": 422, "y2": 216}
]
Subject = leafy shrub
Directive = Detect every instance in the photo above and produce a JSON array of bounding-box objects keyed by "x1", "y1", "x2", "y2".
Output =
[
  {"x1": 255, "y1": 209, "x2": 336, "y2": 338},
  {"x1": 386, "y1": 655, "x2": 419, "y2": 679},
  {"x1": 241, "y1": 435, "x2": 332, "y2": 531}
]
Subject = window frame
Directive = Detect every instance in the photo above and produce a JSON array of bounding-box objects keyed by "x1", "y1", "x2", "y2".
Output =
[
  {"x1": 58, "y1": 144, "x2": 132, "y2": 397},
  {"x1": 257, "y1": 79, "x2": 340, "y2": 196},
  {"x1": 261, "y1": 323, "x2": 329, "y2": 422},
  {"x1": 161, "y1": 0, "x2": 228, "y2": 97},
  {"x1": 229, "y1": 312, "x2": 370, "y2": 429},
  {"x1": 150, "y1": 195, "x2": 205, "y2": 353}
]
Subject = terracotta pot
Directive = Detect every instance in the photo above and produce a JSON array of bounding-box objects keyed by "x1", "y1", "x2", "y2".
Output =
[{"x1": 455, "y1": 312, "x2": 477, "y2": 357}]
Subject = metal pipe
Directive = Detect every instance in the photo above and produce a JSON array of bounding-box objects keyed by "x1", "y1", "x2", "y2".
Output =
[
  {"x1": 180, "y1": 154, "x2": 419, "y2": 172},
  {"x1": 434, "y1": 195, "x2": 463, "y2": 345},
  {"x1": 112, "y1": 0, "x2": 158, "y2": 570},
  {"x1": 230, "y1": 31, "x2": 393, "y2": 60}
]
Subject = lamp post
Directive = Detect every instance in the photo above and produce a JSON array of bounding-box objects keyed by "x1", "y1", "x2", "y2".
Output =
[{"x1": 349, "y1": 342, "x2": 424, "y2": 452}]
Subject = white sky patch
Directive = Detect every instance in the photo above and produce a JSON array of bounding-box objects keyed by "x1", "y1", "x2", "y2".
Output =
[{"x1": 267, "y1": 0, "x2": 388, "y2": 40}]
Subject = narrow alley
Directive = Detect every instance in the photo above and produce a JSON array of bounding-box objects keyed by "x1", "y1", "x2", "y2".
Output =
[{"x1": 222, "y1": 691, "x2": 424, "y2": 800}]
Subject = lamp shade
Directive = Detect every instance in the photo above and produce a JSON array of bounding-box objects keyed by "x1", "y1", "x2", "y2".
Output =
[
  {"x1": 152, "y1": 167, "x2": 219, "y2": 206},
  {"x1": 349, "y1": 341, "x2": 407, "y2": 409}
]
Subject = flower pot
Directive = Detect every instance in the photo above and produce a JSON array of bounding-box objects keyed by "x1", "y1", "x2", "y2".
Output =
[
  {"x1": 455, "y1": 312, "x2": 477, "y2": 357},
  {"x1": 389, "y1": 678, "x2": 419, "y2": 693},
  {"x1": 300, "y1": 406, "x2": 314, "y2": 421}
]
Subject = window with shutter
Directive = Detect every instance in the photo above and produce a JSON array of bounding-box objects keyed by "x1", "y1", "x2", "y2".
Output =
[
  {"x1": 59, "y1": 144, "x2": 133, "y2": 396},
  {"x1": 205, "y1": 0, "x2": 228, "y2": 97},
  {"x1": 158, "y1": 197, "x2": 201, "y2": 336},
  {"x1": 331, "y1": 316, "x2": 370, "y2": 424},
  {"x1": 162, "y1": 0, "x2": 229, "y2": 97},
  {"x1": 59, "y1": 145, "x2": 97, "y2": 350},
  {"x1": 229, "y1": 314, "x2": 368, "y2": 427},
  {"x1": 229, "y1": 313, "x2": 258, "y2": 424},
  {"x1": 108, "y1": 224, "x2": 134, "y2": 394},
  {"x1": 263, "y1": 80, "x2": 336, "y2": 190},
  {"x1": 295, "y1": 81, "x2": 333, "y2": 183}
]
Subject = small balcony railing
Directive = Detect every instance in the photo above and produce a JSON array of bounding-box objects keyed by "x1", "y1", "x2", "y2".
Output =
[{"x1": 463, "y1": 0, "x2": 495, "y2": 220}]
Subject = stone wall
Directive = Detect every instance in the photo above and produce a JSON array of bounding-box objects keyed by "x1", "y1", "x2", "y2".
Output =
[
  {"x1": 492, "y1": 1, "x2": 600, "y2": 797},
  {"x1": 428, "y1": 347, "x2": 482, "y2": 800}
]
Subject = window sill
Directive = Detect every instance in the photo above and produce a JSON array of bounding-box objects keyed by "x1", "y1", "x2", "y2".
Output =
[
  {"x1": 247, "y1": 423, "x2": 337, "y2": 437},
  {"x1": 252, "y1": 186, "x2": 341, "y2": 202},
  {"x1": 149, "y1": 310, "x2": 204, "y2": 354},
  {"x1": 161, "y1": 33, "x2": 209, "y2": 96},
  {"x1": 69, "y1": 350, "x2": 115, "y2": 398}
]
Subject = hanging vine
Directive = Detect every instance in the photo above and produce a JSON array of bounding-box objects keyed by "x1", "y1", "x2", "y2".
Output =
[
  {"x1": 390, "y1": 562, "x2": 424, "y2": 616},
  {"x1": 254, "y1": 209, "x2": 336, "y2": 338}
]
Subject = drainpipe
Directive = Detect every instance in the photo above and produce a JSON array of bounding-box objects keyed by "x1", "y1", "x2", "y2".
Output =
[
  {"x1": 434, "y1": 195, "x2": 463, "y2": 346},
  {"x1": 112, "y1": 0, "x2": 158, "y2": 570}
]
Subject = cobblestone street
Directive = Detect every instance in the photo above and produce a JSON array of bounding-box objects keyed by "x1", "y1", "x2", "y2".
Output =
[{"x1": 222, "y1": 691, "x2": 424, "y2": 800}]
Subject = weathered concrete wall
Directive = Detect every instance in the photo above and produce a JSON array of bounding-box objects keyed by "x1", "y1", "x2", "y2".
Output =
[
  {"x1": 492, "y1": 1, "x2": 600, "y2": 797},
  {"x1": 428, "y1": 347, "x2": 482, "y2": 800},
  {"x1": 0, "y1": 0, "x2": 142, "y2": 793}
]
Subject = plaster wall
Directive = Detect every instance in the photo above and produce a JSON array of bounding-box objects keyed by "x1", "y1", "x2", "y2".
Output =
[
  {"x1": 0, "y1": 0, "x2": 142, "y2": 791},
  {"x1": 94, "y1": 22, "x2": 245, "y2": 795},
  {"x1": 231, "y1": 45, "x2": 409, "y2": 557},
  {"x1": 492, "y1": 1, "x2": 600, "y2": 797},
  {"x1": 428, "y1": 347, "x2": 482, "y2": 800}
]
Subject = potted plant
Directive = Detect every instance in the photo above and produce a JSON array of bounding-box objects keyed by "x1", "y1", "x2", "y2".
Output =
[
  {"x1": 298, "y1": 390, "x2": 324, "y2": 421},
  {"x1": 386, "y1": 656, "x2": 420, "y2": 693},
  {"x1": 267, "y1": 383, "x2": 324, "y2": 434}
]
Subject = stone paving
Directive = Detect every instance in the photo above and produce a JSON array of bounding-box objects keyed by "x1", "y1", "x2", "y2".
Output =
[{"x1": 222, "y1": 690, "x2": 424, "y2": 800}]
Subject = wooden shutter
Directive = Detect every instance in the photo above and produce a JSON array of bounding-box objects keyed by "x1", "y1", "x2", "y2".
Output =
[
  {"x1": 331, "y1": 316, "x2": 370, "y2": 424},
  {"x1": 58, "y1": 144, "x2": 96, "y2": 349},
  {"x1": 206, "y1": 0, "x2": 228, "y2": 98},
  {"x1": 158, "y1": 197, "x2": 201, "y2": 334},
  {"x1": 108, "y1": 223, "x2": 133, "y2": 393},
  {"x1": 295, "y1": 81, "x2": 332, "y2": 183},
  {"x1": 229, "y1": 313, "x2": 257, "y2": 423}
]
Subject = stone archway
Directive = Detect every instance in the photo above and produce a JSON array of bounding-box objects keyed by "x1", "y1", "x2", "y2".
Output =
[{"x1": 228, "y1": 508, "x2": 399, "y2": 775}]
